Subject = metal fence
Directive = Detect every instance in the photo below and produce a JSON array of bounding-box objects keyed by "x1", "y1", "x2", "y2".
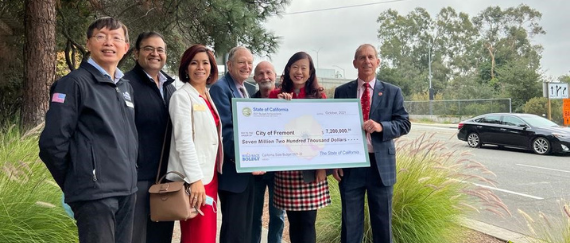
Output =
[{"x1": 404, "y1": 98, "x2": 512, "y2": 116}]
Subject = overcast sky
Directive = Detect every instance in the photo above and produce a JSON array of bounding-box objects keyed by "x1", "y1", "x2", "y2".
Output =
[{"x1": 257, "y1": 0, "x2": 570, "y2": 81}]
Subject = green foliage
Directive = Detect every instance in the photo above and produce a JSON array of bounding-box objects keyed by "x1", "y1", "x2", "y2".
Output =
[
  {"x1": 523, "y1": 97, "x2": 563, "y2": 124},
  {"x1": 0, "y1": 0, "x2": 25, "y2": 126},
  {"x1": 54, "y1": 0, "x2": 291, "y2": 72},
  {"x1": 317, "y1": 134, "x2": 509, "y2": 243},
  {"x1": 0, "y1": 124, "x2": 78, "y2": 242},
  {"x1": 559, "y1": 74, "x2": 570, "y2": 83},
  {"x1": 376, "y1": 4, "x2": 545, "y2": 111}
]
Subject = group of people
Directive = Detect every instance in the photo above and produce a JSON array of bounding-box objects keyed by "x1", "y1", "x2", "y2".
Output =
[{"x1": 39, "y1": 17, "x2": 411, "y2": 243}]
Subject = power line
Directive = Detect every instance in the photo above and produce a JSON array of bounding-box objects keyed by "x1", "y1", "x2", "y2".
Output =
[{"x1": 284, "y1": 0, "x2": 411, "y2": 15}]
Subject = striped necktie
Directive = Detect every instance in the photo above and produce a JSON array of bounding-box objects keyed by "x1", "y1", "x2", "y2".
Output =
[{"x1": 239, "y1": 86, "x2": 249, "y2": 98}]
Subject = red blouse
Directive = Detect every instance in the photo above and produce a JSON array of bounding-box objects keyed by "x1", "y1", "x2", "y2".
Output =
[
  {"x1": 268, "y1": 88, "x2": 326, "y2": 99},
  {"x1": 200, "y1": 96, "x2": 220, "y2": 127}
]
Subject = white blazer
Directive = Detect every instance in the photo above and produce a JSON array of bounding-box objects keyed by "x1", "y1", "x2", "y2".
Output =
[{"x1": 167, "y1": 83, "x2": 223, "y2": 185}]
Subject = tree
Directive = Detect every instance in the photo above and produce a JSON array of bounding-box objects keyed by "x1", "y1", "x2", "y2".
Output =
[
  {"x1": 1, "y1": 0, "x2": 290, "y2": 129},
  {"x1": 558, "y1": 73, "x2": 570, "y2": 83},
  {"x1": 375, "y1": 5, "x2": 546, "y2": 111},
  {"x1": 473, "y1": 5, "x2": 544, "y2": 77},
  {"x1": 0, "y1": 0, "x2": 25, "y2": 125},
  {"x1": 56, "y1": 0, "x2": 290, "y2": 72},
  {"x1": 21, "y1": 0, "x2": 56, "y2": 130}
]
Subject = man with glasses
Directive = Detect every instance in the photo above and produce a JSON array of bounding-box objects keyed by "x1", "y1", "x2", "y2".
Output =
[
  {"x1": 39, "y1": 17, "x2": 137, "y2": 243},
  {"x1": 124, "y1": 31, "x2": 176, "y2": 243}
]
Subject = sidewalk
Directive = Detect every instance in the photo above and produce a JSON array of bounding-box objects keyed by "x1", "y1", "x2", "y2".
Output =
[
  {"x1": 172, "y1": 205, "x2": 289, "y2": 243},
  {"x1": 460, "y1": 218, "x2": 531, "y2": 243},
  {"x1": 172, "y1": 213, "x2": 525, "y2": 243}
]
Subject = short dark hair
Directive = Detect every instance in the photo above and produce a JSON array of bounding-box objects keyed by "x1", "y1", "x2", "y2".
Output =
[
  {"x1": 134, "y1": 31, "x2": 165, "y2": 50},
  {"x1": 178, "y1": 44, "x2": 218, "y2": 85},
  {"x1": 86, "y1": 17, "x2": 129, "y2": 42},
  {"x1": 280, "y1": 51, "x2": 323, "y2": 99}
]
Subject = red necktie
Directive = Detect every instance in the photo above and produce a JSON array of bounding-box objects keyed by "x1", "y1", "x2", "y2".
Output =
[{"x1": 361, "y1": 83, "x2": 370, "y2": 121}]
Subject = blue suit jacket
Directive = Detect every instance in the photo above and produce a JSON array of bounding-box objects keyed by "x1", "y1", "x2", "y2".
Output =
[
  {"x1": 334, "y1": 79, "x2": 411, "y2": 186},
  {"x1": 209, "y1": 73, "x2": 252, "y2": 193}
]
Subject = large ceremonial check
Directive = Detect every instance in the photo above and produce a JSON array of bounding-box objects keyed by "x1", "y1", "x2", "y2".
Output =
[{"x1": 232, "y1": 98, "x2": 370, "y2": 173}]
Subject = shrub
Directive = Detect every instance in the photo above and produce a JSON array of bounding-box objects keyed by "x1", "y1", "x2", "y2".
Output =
[
  {"x1": 317, "y1": 133, "x2": 510, "y2": 243},
  {"x1": 0, "y1": 124, "x2": 78, "y2": 242},
  {"x1": 523, "y1": 97, "x2": 563, "y2": 125}
]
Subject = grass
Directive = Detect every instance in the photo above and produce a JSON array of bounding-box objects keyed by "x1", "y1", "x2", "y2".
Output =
[
  {"x1": 0, "y1": 123, "x2": 78, "y2": 243},
  {"x1": 518, "y1": 202, "x2": 570, "y2": 243},
  {"x1": 317, "y1": 133, "x2": 510, "y2": 243}
]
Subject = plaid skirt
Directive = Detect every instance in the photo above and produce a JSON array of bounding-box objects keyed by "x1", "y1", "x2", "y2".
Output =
[{"x1": 273, "y1": 170, "x2": 331, "y2": 211}]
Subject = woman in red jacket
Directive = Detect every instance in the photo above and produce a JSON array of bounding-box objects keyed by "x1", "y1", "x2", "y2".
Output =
[{"x1": 268, "y1": 51, "x2": 331, "y2": 243}]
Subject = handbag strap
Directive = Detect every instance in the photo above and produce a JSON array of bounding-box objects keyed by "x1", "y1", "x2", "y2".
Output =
[
  {"x1": 155, "y1": 122, "x2": 170, "y2": 184},
  {"x1": 157, "y1": 171, "x2": 186, "y2": 184},
  {"x1": 155, "y1": 94, "x2": 195, "y2": 184}
]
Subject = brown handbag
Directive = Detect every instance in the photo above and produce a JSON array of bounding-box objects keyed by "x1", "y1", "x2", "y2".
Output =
[
  {"x1": 148, "y1": 171, "x2": 201, "y2": 222},
  {"x1": 148, "y1": 118, "x2": 202, "y2": 222}
]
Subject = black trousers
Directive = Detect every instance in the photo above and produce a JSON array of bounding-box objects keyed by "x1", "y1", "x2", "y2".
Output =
[
  {"x1": 133, "y1": 180, "x2": 174, "y2": 243},
  {"x1": 286, "y1": 210, "x2": 318, "y2": 243},
  {"x1": 219, "y1": 176, "x2": 256, "y2": 243},
  {"x1": 69, "y1": 194, "x2": 136, "y2": 243}
]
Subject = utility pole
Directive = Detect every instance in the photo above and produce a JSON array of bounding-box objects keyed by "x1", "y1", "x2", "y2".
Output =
[
  {"x1": 312, "y1": 48, "x2": 320, "y2": 70},
  {"x1": 428, "y1": 39, "x2": 433, "y2": 116}
]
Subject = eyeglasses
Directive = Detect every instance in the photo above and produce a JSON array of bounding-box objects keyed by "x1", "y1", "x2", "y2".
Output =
[
  {"x1": 141, "y1": 46, "x2": 166, "y2": 54},
  {"x1": 91, "y1": 34, "x2": 125, "y2": 43}
]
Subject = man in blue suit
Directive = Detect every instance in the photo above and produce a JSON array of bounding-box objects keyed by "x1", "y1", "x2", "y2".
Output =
[
  {"x1": 210, "y1": 46, "x2": 264, "y2": 243},
  {"x1": 333, "y1": 44, "x2": 411, "y2": 243}
]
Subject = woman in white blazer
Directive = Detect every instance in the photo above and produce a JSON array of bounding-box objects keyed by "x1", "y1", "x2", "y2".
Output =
[{"x1": 167, "y1": 44, "x2": 223, "y2": 243}]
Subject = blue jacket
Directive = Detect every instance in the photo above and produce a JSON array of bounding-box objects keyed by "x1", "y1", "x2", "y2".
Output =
[
  {"x1": 334, "y1": 79, "x2": 410, "y2": 186},
  {"x1": 209, "y1": 73, "x2": 252, "y2": 193},
  {"x1": 39, "y1": 62, "x2": 138, "y2": 203}
]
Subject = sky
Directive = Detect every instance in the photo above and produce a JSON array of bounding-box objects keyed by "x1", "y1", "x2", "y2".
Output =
[{"x1": 256, "y1": 0, "x2": 570, "y2": 81}]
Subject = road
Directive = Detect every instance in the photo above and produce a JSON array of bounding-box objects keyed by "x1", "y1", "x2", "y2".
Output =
[{"x1": 407, "y1": 124, "x2": 570, "y2": 237}]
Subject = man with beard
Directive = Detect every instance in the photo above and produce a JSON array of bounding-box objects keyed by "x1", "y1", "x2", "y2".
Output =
[{"x1": 250, "y1": 61, "x2": 285, "y2": 243}]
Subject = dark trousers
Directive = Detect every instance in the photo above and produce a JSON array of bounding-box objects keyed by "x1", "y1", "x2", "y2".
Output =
[
  {"x1": 252, "y1": 173, "x2": 285, "y2": 243},
  {"x1": 219, "y1": 176, "x2": 255, "y2": 243},
  {"x1": 69, "y1": 194, "x2": 136, "y2": 243},
  {"x1": 133, "y1": 180, "x2": 174, "y2": 243},
  {"x1": 339, "y1": 153, "x2": 394, "y2": 243},
  {"x1": 286, "y1": 210, "x2": 317, "y2": 243}
]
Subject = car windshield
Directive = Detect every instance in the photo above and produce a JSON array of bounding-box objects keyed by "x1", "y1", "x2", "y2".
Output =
[{"x1": 521, "y1": 115, "x2": 559, "y2": 127}]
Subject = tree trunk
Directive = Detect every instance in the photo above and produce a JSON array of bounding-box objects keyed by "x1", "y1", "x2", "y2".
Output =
[
  {"x1": 486, "y1": 43, "x2": 496, "y2": 80},
  {"x1": 22, "y1": 0, "x2": 56, "y2": 131}
]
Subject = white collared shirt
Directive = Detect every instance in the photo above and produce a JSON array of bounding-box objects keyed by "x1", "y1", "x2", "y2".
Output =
[
  {"x1": 87, "y1": 58, "x2": 124, "y2": 84},
  {"x1": 144, "y1": 71, "x2": 168, "y2": 99}
]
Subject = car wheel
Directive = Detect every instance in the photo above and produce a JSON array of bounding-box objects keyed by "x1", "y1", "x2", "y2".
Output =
[
  {"x1": 467, "y1": 133, "x2": 481, "y2": 148},
  {"x1": 532, "y1": 137, "x2": 551, "y2": 155}
]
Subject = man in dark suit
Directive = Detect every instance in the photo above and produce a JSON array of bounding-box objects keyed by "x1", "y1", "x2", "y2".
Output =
[
  {"x1": 210, "y1": 46, "x2": 264, "y2": 243},
  {"x1": 333, "y1": 44, "x2": 411, "y2": 243}
]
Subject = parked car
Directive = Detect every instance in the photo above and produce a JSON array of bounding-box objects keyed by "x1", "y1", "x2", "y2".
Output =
[{"x1": 457, "y1": 113, "x2": 570, "y2": 155}]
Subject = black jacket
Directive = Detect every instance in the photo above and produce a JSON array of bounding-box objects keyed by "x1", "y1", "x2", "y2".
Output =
[
  {"x1": 124, "y1": 63, "x2": 176, "y2": 181},
  {"x1": 39, "y1": 62, "x2": 138, "y2": 203}
]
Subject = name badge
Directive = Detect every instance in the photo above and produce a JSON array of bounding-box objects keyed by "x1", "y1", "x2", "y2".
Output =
[
  {"x1": 126, "y1": 101, "x2": 134, "y2": 108},
  {"x1": 193, "y1": 104, "x2": 207, "y2": 111}
]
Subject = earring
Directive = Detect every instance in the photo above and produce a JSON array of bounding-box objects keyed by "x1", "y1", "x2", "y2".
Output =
[{"x1": 185, "y1": 73, "x2": 189, "y2": 79}]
